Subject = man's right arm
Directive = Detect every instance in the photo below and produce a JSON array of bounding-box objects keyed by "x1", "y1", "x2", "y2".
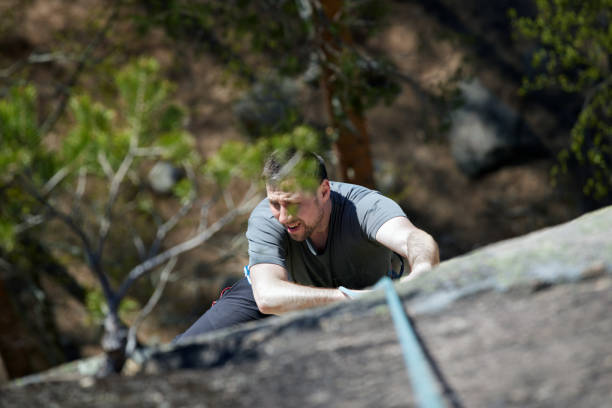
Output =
[{"x1": 250, "y1": 263, "x2": 347, "y2": 315}]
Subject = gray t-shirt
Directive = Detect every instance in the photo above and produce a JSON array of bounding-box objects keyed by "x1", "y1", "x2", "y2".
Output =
[{"x1": 246, "y1": 182, "x2": 406, "y2": 289}]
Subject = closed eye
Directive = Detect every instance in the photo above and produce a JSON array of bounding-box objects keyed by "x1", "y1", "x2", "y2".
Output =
[{"x1": 287, "y1": 203, "x2": 299, "y2": 216}]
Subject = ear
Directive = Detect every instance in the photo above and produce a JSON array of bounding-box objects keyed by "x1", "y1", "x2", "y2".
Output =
[{"x1": 318, "y1": 179, "x2": 330, "y2": 202}]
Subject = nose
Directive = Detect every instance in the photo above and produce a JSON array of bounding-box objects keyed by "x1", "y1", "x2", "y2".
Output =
[{"x1": 278, "y1": 205, "x2": 292, "y2": 225}]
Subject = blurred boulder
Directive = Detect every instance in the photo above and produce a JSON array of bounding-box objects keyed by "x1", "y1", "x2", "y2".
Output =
[
  {"x1": 148, "y1": 161, "x2": 183, "y2": 194},
  {"x1": 233, "y1": 77, "x2": 300, "y2": 139},
  {"x1": 449, "y1": 78, "x2": 546, "y2": 177}
]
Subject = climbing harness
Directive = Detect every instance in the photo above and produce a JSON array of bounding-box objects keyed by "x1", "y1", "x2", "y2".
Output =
[{"x1": 375, "y1": 277, "x2": 463, "y2": 408}]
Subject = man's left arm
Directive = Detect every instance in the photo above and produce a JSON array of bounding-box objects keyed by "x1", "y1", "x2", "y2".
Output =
[{"x1": 375, "y1": 216, "x2": 440, "y2": 282}]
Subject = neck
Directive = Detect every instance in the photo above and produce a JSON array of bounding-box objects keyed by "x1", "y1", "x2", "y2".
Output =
[{"x1": 309, "y1": 198, "x2": 332, "y2": 252}]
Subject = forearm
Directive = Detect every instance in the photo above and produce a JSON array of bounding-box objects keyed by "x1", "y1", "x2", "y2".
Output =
[
  {"x1": 401, "y1": 229, "x2": 440, "y2": 282},
  {"x1": 253, "y1": 278, "x2": 346, "y2": 315}
]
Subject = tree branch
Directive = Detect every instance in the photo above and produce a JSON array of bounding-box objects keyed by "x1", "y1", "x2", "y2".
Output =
[
  {"x1": 125, "y1": 256, "x2": 176, "y2": 356},
  {"x1": 112, "y1": 184, "x2": 261, "y2": 310},
  {"x1": 147, "y1": 165, "x2": 197, "y2": 259},
  {"x1": 14, "y1": 213, "x2": 48, "y2": 234},
  {"x1": 41, "y1": 166, "x2": 71, "y2": 196},
  {"x1": 97, "y1": 151, "x2": 115, "y2": 179},
  {"x1": 39, "y1": 0, "x2": 121, "y2": 135},
  {"x1": 18, "y1": 174, "x2": 115, "y2": 302},
  {"x1": 582, "y1": 75, "x2": 612, "y2": 113},
  {"x1": 97, "y1": 148, "x2": 135, "y2": 256}
]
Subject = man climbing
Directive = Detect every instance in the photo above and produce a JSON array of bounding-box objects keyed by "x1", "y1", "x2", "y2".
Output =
[{"x1": 175, "y1": 151, "x2": 439, "y2": 342}]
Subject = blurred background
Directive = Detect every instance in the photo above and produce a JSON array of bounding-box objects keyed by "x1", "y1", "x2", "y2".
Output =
[{"x1": 1, "y1": 0, "x2": 610, "y2": 380}]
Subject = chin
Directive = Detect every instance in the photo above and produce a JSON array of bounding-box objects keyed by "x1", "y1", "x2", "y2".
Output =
[{"x1": 288, "y1": 232, "x2": 307, "y2": 242}]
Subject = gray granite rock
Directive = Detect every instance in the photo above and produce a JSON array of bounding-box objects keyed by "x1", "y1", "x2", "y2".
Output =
[{"x1": 3, "y1": 207, "x2": 611, "y2": 408}]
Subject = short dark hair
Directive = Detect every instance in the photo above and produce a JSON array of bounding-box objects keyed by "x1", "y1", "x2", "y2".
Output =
[{"x1": 263, "y1": 149, "x2": 328, "y2": 191}]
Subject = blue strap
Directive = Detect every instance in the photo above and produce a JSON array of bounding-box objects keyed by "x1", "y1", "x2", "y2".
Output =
[
  {"x1": 244, "y1": 265, "x2": 252, "y2": 284},
  {"x1": 375, "y1": 277, "x2": 446, "y2": 408}
]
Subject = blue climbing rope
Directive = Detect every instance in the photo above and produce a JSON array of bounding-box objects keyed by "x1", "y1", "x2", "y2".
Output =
[{"x1": 375, "y1": 277, "x2": 447, "y2": 408}]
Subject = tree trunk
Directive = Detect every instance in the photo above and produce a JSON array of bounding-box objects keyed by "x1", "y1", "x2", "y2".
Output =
[
  {"x1": 0, "y1": 272, "x2": 56, "y2": 380},
  {"x1": 318, "y1": 0, "x2": 375, "y2": 188},
  {"x1": 98, "y1": 313, "x2": 128, "y2": 376}
]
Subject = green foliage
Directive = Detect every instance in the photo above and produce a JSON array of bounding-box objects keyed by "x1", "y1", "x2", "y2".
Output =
[
  {"x1": 137, "y1": 0, "x2": 311, "y2": 78},
  {"x1": 204, "y1": 124, "x2": 325, "y2": 193},
  {"x1": 63, "y1": 58, "x2": 197, "y2": 174},
  {"x1": 87, "y1": 288, "x2": 139, "y2": 324},
  {"x1": 137, "y1": 0, "x2": 400, "y2": 121},
  {"x1": 0, "y1": 85, "x2": 57, "y2": 184},
  {"x1": 0, "y1": 57, "x2": 198, "y2": 255},
  {"x1": 331, "y1": 50, "x2": 402, "y2": 117},
  {"x1": 172, "y1": 178, "x2": 194, "y2": 205},
  {"x1": 0, "y1": 219, "x2": 16, "y2": 252},
  {"x1": 85, "y1": 288, "x2": 108, "y2": 323},
  {"x1": 510, "y1": 0, "x2": 612, "y2": 199}
]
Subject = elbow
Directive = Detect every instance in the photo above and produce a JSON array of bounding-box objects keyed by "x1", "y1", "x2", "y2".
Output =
[
  {"x1": 255, "y1": 298, "x2": 274, "y2": 315},
  {"x1": 406, "y1": 230, "x2": 440, "y2": 266},
  {"x1": 253, "y1": 290, "x2": 279, "y2": 315}
]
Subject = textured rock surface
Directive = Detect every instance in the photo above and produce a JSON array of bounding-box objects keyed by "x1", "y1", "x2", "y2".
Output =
[{"x1": 2, "y1": 207, "x2": 611, "y2": 407}]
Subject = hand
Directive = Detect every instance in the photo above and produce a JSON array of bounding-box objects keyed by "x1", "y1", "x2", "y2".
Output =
[
  {"x1": 338, "y1": 286, "x2": 373, "y2": 299},
  {"x1": 400, "y1": 262, "x2": 432, "y2": 283}
]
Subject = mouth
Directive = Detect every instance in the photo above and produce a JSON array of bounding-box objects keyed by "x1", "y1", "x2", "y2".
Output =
[{"x1": 286, "y1": 222, "x2": 301, "y2": 233}]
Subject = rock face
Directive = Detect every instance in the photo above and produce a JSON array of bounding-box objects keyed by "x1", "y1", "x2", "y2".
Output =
[
  {"x1": 449, "y1": 78, "x2": 546, "y2": 177},
  {"x1": 3, "y1": 207, "x2": 612, "y2": 407}
]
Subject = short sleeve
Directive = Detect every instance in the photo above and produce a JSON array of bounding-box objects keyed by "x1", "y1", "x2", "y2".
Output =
[
  {"x1": 246, "y1": 199, "x2": 288, "y2": 268},
  {"x1": 354, "y1": 191, "x2": 406, "y2": 241}
]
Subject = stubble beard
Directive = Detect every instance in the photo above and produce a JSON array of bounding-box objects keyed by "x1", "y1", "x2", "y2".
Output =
[{"x1": 291, "y1": 199, "x2": 324, "y2": 242}]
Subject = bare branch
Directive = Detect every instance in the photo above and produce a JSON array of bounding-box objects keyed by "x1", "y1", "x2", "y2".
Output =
[
  {"x1": 18, "y1": 174, "x2": 115, "y2": 301},
  {"x1": 0, "y1": 60, "x2": 25, "y2": 79},
  {"x1": 41, "y1": 166, "x2": 71, "y2": 196},
  {"x1": 97, "y1": 151, "x2": 115, "y2": 179},
  {"x1": 28, "y1": 52, "x2": 77, "y2": 64},
  {"x1": 0, "y1": 52, "x2": 79, "y2": 78},
  {"x1": 75, "y1": 166, "x2": 88, "y2": 199},
  {"x1": 147, "y1": 165, "x2": 198, "y2": 258},
  {"x1": 14, "y1": 213, "x2": 48, "y2": 234},
  {"x1": 113, "y1": 184, "x2": 261, "y2": 309},
  {"x1": 132, "y1": 233, "x2": 146, "y2": 261},
  {"x1": 197, "y1": 194, "x2": 219, "y2": 233},
  {"x1": 223, "y1": 188, "x2": 235, "y2": 210},
  {"x1": 125, "y1": 256, "x2": 177, "y2": 356},
  {"x1": 67, "y1": 166, "x2": 88, "y2": 225},
  {"x1": 97, "y1": 146, "x2": 135, "y2": 257},
  {"x1": 133, "y1": 146, "x2": 167, "y2": 157},
  {"x1": 39, "y1": 1, "x2": 121, "y2": 135},
  {"x1": 97, "y1": 45, "x2": 152, "y2": 254}
]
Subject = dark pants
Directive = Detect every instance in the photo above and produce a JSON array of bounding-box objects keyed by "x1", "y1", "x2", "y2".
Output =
[{"x1": 174, "y1": 277, "x2": 269, "y2": 343}]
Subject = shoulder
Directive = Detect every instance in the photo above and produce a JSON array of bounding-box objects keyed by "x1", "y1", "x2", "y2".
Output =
[
  {"x1": 330, "y1": 181, "x2": 379, "y2": 202},
  {"x1": 330, "y1": 181, "x2": 406, "y2": 240},
  {"x1": 247, "y1": 197, "x2": 285, "y2": 236},
  {"x1": 330, "y1": 181, "x2": 400, "y2": 209}
]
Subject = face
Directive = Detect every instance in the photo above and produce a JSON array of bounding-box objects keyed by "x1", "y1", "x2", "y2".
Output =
[{"x1": 266, "y1": 182, "x2": 328, "y2": 242}]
